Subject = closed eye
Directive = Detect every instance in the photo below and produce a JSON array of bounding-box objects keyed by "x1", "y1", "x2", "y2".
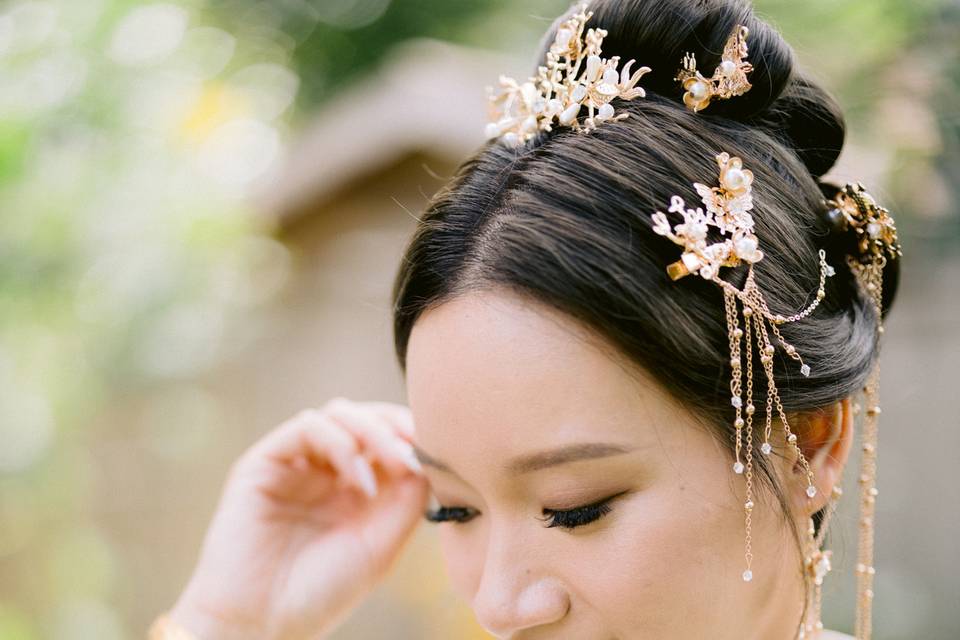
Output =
[
  {"x1": 538, "y1": 497, "x2": 614, "y2": 529},
  {"x1": 424, "y1": 490, "x2": 628, "y2": 530}
]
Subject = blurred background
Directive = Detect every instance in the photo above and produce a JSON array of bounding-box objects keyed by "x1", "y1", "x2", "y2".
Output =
[{"x1": 0, "y1": 0, "x2": 957, "y2": 638}]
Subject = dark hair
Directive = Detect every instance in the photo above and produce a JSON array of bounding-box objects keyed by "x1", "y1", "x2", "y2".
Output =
[{"x1": 391, "y1": 0, "x2": 898, "y2": 598}]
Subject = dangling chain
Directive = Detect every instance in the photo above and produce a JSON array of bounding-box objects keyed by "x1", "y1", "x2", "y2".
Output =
[
  {"x1": 651, "y1": 157, "x2": 900, "y2": 638},
  {"x1": 720, "y1": 251, "x2": 831, "y2": 586},
  {"x1": 852, "y1": 256, "x2": 886, "y2": 640}
]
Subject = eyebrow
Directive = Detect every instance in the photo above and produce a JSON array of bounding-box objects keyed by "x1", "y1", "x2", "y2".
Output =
[{"x1": 412, "y1": 441, "x2": 636, "y2": 476}]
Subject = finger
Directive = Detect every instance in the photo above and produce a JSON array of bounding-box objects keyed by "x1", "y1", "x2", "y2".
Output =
[
  {"x1": 244, "y1": 409, "x2": 376, "y2": 498},
  {"x1": 324, "y1": 398, "x2": 423, "y2": 477},
  {"x1": 364, "y1": 401, "x2": 416, "y2": 441}
]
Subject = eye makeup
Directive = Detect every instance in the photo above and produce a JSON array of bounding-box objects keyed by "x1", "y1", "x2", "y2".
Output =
[{"x1": 423, "y1": 489, "x2": 630, "y2": 530}]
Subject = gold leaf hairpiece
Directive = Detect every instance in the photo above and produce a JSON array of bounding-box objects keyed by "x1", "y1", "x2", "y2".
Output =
[
  {"x1": 485, "y1": 0, "x2": 651, "y2": 146},
  {"x1": 676, "y1": 25, "x2": 754, "y2": 112}
]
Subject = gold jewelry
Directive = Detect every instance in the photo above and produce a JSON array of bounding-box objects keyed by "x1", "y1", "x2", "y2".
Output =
[
  {"x1": 824, "y1": 183, "x2": 901, "y2": 640},
  {"x1": 799, "y1": 485, "x2": 842, "y2": 638},
  {"x1": 676, "y1": 25, "x2": 754, "y2": 112},
  {"x1": 651, "y1": 151, "x2": 829, "y2": 583},
  {"x1": 485, "y1": 1, "x2": 651, "y2": 146},
  {"x1": 148, "y1": 614, "x2": 199, "y2": 640},
  {"x1": 653, "y1": 160, "x2": 902, "y2": 639}
]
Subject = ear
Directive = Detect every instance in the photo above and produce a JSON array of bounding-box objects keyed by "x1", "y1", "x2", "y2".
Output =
[{"x1": 784, "y1": 397, "x2": 854, "y2": 515}]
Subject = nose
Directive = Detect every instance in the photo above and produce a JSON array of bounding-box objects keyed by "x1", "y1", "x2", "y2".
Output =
[{"x1": 470, "y1": 523, "x2": 570, "y2": 638}]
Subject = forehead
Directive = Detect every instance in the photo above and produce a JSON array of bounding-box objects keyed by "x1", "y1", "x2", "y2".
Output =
[{"x1": 405, "y1": 289, "x2": 686, "y2": 461}]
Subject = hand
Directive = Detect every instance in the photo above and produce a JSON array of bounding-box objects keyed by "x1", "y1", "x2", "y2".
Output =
[{"x1": 167, "y1": 397, "x2": 429, "y2": 640}]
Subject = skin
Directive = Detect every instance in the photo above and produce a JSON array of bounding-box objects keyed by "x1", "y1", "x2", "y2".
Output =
[
  {"x1": 169, "y1": 287, "x2": 855, "y2": 639},
  {"x1": 405, "y1": 289, "x2": 854, "y2": 639}
]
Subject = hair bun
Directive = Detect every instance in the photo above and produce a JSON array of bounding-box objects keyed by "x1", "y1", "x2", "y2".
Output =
[
  {"x1": 750, "y1": 75, "x2": 846, "y2": 178},
  {"x1": 535, "y1": 0, "x2": 845, "y2": 177}
]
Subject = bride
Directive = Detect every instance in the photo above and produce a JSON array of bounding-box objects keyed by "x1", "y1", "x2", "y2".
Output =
[{"x1": 151, "y1": 1, "x2": 900, "y2": 638}]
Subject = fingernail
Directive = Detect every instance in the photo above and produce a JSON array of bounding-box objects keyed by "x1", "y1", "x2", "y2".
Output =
[
  {"x1": 393, "y1": 439, "x2": 423, "y2": 474},
  {"x1": 353, "y1": 456, "x2": 378, "y2": 498}
]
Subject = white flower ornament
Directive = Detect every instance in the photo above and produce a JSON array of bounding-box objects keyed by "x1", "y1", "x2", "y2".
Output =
[
  {"x1": 650, "y1": 150, "x2": 837, "y2": 588},
  {"x1": 485, "y1": 1, "x2": 652, "y2": 146},
  {"x1": 652, "y1": 152, "x2": 763, "y2": 281}
]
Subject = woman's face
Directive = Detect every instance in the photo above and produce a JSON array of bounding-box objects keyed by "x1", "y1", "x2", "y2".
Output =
[{"x1": 405, "y1": 289, "x2": 806, "y2": 640}]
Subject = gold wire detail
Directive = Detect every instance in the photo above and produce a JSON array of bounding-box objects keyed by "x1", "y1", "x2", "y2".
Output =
[
  {"x1": 484, "y1": 0, "x2": 651, "y2": 146},
  {"x1": 651, "y1": 152, "x2": 834, "y2": 587},
  {"x1": 676, "y1": 25, "x2": 754, "y2": 112},
  {"x1": 824, "y1": 182, "x2": 899, "y2": 640}
]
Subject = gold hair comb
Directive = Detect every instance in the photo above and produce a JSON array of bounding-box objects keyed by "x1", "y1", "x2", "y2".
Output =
[
  {"x1": 485, "y1": 1, "x2": 651, "y2": 146},
  {"x1": 676, "y1": 25, "x2": 754, "y2": 112},
  {"x1": 651, "y1": 151, "x2": 833, "y2": 583}
]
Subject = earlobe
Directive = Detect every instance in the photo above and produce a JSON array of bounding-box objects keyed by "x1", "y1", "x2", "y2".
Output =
[{"x1": 789, "y1": 398, "x2": 854, "y2": 514}]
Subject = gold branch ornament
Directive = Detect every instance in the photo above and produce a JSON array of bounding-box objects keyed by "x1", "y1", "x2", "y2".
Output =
[
  {"x1": 485, "y1": 1, "x2": 651, "y2": 147},
  {"x1": 651, "y1": 151, "x2": 834, "y2": 584},
  {"x1": 676, "y1": 25, "x2": 754, "y2": 112}
]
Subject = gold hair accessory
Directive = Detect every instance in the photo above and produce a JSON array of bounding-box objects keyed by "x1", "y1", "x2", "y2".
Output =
[
  {"x1": 676, "y1": 25, "x2": 753, "y2": 112},
  {"x1": 653, "y1": 158, "x2": 901, "y2": 639},
  {"x1": 800, "y1": 486, "x2": 840, "y2": 639},
  {"x1": 485, "y1": 0, "x2": 651, "y2": 146},
  {"x1": 823, "y1": 182, "x2": 900, "y2": 640},
  {"x1": 651, "y1": 151, "x2": 833, "y2": 585}
]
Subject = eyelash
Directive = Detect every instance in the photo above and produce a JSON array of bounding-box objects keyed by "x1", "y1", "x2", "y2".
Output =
[{"x1": 424, "y1": 492, "x2": 623, "y2": 530}]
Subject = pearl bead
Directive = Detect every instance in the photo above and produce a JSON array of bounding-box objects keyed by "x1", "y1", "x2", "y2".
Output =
[
  {"x1": 733, "y1": 461, "x2": 744, "y2": 474},
  {"x1": 725, "y1": 168, "x2": 747, "y2": 190},
  {"x1": 719, "y1": 60, "x2": 737, "y2": 77},
  {"x1": 689, "y1": 80, "x2": 709, "y2": 101},
  {"x1": 806, "y1": 485, "x2": 818, "y2": 498},
  {"x1": 586, "y1": 55, "x2": 602, "y2": 81},
  {"x1": 760, "y1": 442, "x2": 772, "y2": 455},
  {"x1": 603, "y1": 68, "x2": 620, "y2": 85},
  {"x1": 559, "y1": 103, "x2": 581, "y2": 125},
  {"x1": 742, "y1": 569, "x2": 753, "y2": 582},
  {"x1": 597, "y1": 103, "x2": 615, "y2": 121},
  {"x1": 734, "y1": 235, "x2": 758, "y2": 258}
]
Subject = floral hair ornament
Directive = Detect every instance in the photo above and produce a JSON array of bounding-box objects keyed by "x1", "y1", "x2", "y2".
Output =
[
  {"x1": 651, "y1": 151, "x2": 834, "y2": 585},
  {"x1": 676, "y1": 24, "x2": 753, "y2": 112},
  {"x1": 484, "y1": 0, "x2": 652, "y2": 147}
]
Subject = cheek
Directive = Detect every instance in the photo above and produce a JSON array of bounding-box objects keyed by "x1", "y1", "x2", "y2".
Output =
[
  {"x1": 559, "y1": 488, "x2": 747, "y2": 634},
  {"x1": 436, "y1": 525, "x2": 483, "y2": 601}
]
